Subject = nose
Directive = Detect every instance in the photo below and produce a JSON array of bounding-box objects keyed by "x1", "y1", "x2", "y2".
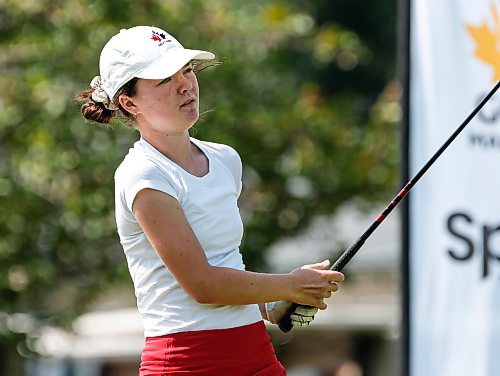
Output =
[{"x1": 174, "y1": 71, "x2": 193, "y2": 94}]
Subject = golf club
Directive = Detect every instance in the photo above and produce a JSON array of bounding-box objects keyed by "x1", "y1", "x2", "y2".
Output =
[{"x1": 278, "y1": 80, "x2": 500, "y2": 333}]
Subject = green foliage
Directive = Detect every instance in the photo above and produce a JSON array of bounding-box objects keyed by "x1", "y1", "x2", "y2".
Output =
[{"x1": 0, "y1": 0, "x2": 398, "y2": 348}]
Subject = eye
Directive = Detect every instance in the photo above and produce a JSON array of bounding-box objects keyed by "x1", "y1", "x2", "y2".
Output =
[
  {"x1": 183, "y1": 67, "x2": 194, "y2": 75},
  {"x1": 160, "y1": 77, "x2": 172, "y2": 84}
]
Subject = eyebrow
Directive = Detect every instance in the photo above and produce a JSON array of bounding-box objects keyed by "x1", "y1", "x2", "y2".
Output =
[{"x1": 156, "y1": 62, "x2": 193, "y2": 85}]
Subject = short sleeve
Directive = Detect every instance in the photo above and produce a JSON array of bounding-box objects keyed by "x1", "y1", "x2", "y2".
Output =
[
  {"x1": 223, "y1": 147, "x2": 243, "y2": 197},
  {"x1": 116, "y1": 158, "x2": 180, "y2": 213}
]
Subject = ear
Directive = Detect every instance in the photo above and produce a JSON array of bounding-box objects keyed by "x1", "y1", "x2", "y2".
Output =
[{"x1": 118, "y1": 95, "x2": 139, "y2": 116}]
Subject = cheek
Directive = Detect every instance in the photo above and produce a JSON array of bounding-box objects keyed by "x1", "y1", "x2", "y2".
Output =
[
  {"x1": 146, "y1": 92, "x2": 174, "y2": 111},
  {"x1": 190, "y1": 75, "x2": 199, "y2": 91}
]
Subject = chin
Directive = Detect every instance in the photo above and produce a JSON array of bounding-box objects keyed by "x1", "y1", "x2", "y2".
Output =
[{"x1": 187, "y1": 110, "x2": 200, "y2": 123}]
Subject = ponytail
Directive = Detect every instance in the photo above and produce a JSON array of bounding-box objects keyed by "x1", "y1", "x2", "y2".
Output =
[{"x1": 75, "y1": 77, "x2": 138, "y2": 126}]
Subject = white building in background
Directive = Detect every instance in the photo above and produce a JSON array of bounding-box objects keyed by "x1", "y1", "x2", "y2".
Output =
[{"x1": 31, "y1": 203, "x2": 402, "y2": 376}]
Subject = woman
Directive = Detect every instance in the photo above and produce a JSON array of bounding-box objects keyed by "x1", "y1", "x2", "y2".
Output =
[{"x1": 77, "y1": 26, "x2": 344, "y2": 376}]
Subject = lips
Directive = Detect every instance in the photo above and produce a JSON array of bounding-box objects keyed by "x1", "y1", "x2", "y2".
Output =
[{"x1": 180, "y1": 98, "x2": 196, "y2": 108}]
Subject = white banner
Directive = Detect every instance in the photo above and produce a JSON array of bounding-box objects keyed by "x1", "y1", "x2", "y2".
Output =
[{"x1": 409, "y1": 0, "x2": 500, "y2": 375}]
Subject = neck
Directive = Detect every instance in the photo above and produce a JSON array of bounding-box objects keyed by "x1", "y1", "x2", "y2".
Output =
[
  {"x1": 141, "y1": 131, "x2": 192, "y2": 164},
  {"x1": 141, "y1": 131, "x2": 209, "y2": 177}
]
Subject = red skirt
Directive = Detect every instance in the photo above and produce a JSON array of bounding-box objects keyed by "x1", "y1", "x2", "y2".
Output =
[{"x1": 139, "y1": 321, "x2": 286, "y2": 376}]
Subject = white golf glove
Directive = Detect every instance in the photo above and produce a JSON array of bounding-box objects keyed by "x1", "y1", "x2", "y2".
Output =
[{"x1": 264, "y1": 301, "x2": 318, "y2": 328}]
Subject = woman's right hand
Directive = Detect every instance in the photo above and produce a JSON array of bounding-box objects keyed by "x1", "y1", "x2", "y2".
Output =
[{"x1": 288, "y1": 260, "x2": 344, "y2": 309}]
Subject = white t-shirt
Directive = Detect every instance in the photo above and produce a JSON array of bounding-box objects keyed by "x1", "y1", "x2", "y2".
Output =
[{"x1": 114, "y1": 137, "x2": 261, "y2": 337}]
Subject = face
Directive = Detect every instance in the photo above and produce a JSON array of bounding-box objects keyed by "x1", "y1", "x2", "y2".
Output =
[{"x1": 120, "y1": 63, "x2": 200, "y2": 135}]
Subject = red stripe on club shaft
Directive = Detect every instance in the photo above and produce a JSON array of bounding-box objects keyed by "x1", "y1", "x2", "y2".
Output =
[{"x1": 397, "y1": 188, "x2": 409, "y2": 197}]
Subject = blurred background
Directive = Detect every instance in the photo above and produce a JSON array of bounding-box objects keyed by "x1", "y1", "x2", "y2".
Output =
[{"x1": 0, "y1": 0, "x2": 402, "y2": 375}]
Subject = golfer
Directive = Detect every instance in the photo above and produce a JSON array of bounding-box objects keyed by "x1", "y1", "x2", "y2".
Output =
[{"x1": 77, "y1": 25, "x2": 344, "y2": 376}]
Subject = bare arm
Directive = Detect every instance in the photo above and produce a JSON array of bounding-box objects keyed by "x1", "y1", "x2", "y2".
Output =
[{"x1": 133, "y1": 188, "x2": 343, "y2": 308}]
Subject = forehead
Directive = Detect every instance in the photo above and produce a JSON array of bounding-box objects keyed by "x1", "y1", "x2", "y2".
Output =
[{"x1": 134, "y1": 62, "x2": 195, "y2": 90}]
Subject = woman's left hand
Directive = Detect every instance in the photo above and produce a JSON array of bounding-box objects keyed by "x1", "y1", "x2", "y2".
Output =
[{"x1": 264, "y1": 300, "x2": 318, "y2": 328}]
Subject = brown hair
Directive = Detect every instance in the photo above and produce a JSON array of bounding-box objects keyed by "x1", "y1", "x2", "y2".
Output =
[{"x1": 75, "y1": 78, "x2": 139, "y2": 126}]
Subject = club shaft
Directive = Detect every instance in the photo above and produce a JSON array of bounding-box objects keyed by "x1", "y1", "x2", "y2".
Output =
[
  {"x1": 278, "y1": 80, "x2": 500, "y2": 333},
  {"x1": 333, "y1": 80, "x2": 500, "y2": 270}
]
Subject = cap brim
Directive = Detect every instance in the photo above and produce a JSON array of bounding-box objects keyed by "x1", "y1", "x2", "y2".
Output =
[{"x1": 135, "y1": 48, "x2": 215, "y2": 80}]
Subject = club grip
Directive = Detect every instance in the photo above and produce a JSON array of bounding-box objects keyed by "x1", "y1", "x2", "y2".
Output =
[
  {"x1": 278, "y1": 302, "x2": 303, "y2": 333},
  {"x1": 277, "y1": 239, "x2": 366, "y2": 333}
]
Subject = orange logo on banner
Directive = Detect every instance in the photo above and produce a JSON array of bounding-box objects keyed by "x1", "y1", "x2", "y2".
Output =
[{"x1": 466, "y1": 3, "x2": 500, "y2": 81}]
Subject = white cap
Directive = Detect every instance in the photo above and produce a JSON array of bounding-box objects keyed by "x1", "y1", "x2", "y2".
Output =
[{"x1": 98, "y1": 26, "x2": 215, "y2": 100}]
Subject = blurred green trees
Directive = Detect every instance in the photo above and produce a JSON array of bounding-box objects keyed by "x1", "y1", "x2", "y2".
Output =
[{"x1": 0, "y1": 0, "x2": 399, "y2": 363}]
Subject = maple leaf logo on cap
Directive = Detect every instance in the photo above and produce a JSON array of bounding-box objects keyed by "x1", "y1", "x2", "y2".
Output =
[
  {"x1": 466, "y1": 3, "x2": 500, "y2": 82},
  {"x1": 151, "y1": 30, "x2": 171, "y2": 45}
]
